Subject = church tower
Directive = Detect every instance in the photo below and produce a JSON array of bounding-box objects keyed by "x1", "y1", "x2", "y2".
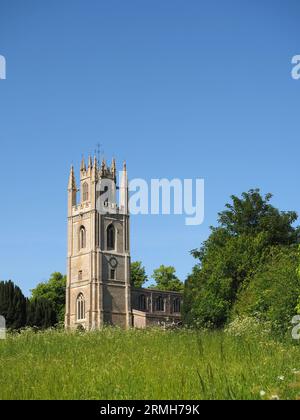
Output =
[{"x1": 65, "y1": 156, "x2": 131, "y2": 330}]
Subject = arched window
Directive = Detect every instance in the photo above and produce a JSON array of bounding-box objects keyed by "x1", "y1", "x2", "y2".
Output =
[
  {"x1": 155, "y1": 296, "x2": 165, "y2": 312},
  {"x1": 103, "y1": 186, "x2": 109, "y2": 206},
  {"x1": 138, "y1": 294, "x2": 147, "y2": 311},
  {"x1": 79, "y1": 226, "x2": 86, "y2": 249},
  {"x1": 82, "y1": 182, "x2": 89, "y2": 202},
  {"x1": 107, "y1": 224, "x2": 115, "y2": 250},
  {"x1": 76, "y1": 293, "x2": 85, "y2": 321},
  {"x1": 173, "y1": 297, "x2": 181, "y2": 313}
]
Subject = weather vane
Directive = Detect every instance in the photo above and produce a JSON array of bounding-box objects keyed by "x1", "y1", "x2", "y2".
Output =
[{"x1": 94, "y1": 142, "x2": 104, "y2": 165}]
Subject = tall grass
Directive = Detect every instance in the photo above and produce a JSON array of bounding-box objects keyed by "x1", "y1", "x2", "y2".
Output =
[{"x1": 0, "y1": 327, "x2": 300, "y2": 400}]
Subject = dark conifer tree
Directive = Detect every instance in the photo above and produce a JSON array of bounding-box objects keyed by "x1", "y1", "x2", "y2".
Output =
[
  {"x1": 27, "y1": 298, "x2": 57, "y2": 329},
  {"x1": 0, "y1": 280, "x2": 27, "y2": 329}
]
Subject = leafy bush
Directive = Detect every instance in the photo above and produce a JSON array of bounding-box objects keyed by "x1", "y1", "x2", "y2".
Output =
[
  {"x1": 224, "y1": 316, "x2": 271, "y2": 339},
  {"x1": 233, "y1": 246, "x2": 300, "y2": 338},
  {"x1": 184, "y1": 232, "x2": 270, "y2": 328},
  {"x1": 183, "y1": 189, "x2": 300, "y2": 330}
]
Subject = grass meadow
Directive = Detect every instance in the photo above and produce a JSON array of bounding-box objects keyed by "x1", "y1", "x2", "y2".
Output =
[{"x1": 0, "y1": 327, "x2": 300, "y2": 400}]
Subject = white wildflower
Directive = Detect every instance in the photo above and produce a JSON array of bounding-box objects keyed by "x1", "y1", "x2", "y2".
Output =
[{"x1": 260, "y1": 390, "x2": 266, "y2": 397}]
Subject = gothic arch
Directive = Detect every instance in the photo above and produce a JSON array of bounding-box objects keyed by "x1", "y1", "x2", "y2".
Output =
[
  {"x1": 107, "y1": 224, "x2": 115, "y2": 250},
  {"x1": 138, "y1": 294, "x2": 147, "y2": 311},
  {"x1": 76, "y1": 293, "x2": 85, "y2": 321},
  {"x1": 82, "y1": 182, "x2": 89, "y2": 202},
  {"x1": 155, "y1": 295, "x2": 165, "y2": 312},
  {"x1": 79, "y1": 225, "x2": 86, "y2": 249},
  {"x1": 173, "y1": 297, "x2": 181, "y2": 313}
]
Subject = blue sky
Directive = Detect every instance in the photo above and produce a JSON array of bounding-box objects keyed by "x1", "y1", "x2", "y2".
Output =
[{"x1": 0, "y1": 0, "x2": 300, "y2": 295}]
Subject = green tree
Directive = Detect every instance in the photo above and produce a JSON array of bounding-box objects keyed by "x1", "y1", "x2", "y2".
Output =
[
  {"x1": 296, "y1": 245, "x2": 300, "y2": 315},
  {"x1": 184, "y1": 189, "x2": 300, "y2": 329},
  {"x1": 234, "y1": 246, "x2": 300, "y2": 338},
  {"x1": 150, "y1": 265, "x2": 184, "y2": 292},
  {"x1": 30, "y1": 272, "x2": 66, "y2": 323},
  {"x1": 217, "y1": 189, "x2": 299, "y2": 244},
  {"x1": 27, "y1": 297, "x2": 57, "y2": 329},
  {"x1": 0, "y1": 280, "x2": 27, "y2": 329},
  {"x1": 131, "y1": 261, "x2": 148, "y2": 288}
]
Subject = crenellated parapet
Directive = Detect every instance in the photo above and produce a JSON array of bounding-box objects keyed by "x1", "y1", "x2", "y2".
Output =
[{"x1": 67, "y1": 156, "x2": 128, "y2": 217}]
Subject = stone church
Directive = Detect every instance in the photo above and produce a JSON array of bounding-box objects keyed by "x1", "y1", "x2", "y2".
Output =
[{"x1": 65, "y1": 156, "x2": 182, "y2": 330}]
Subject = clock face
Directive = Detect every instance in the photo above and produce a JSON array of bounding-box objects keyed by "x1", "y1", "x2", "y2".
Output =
[{"x1": 109, "y1": 257, "x2": 118, "y2": 268}]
